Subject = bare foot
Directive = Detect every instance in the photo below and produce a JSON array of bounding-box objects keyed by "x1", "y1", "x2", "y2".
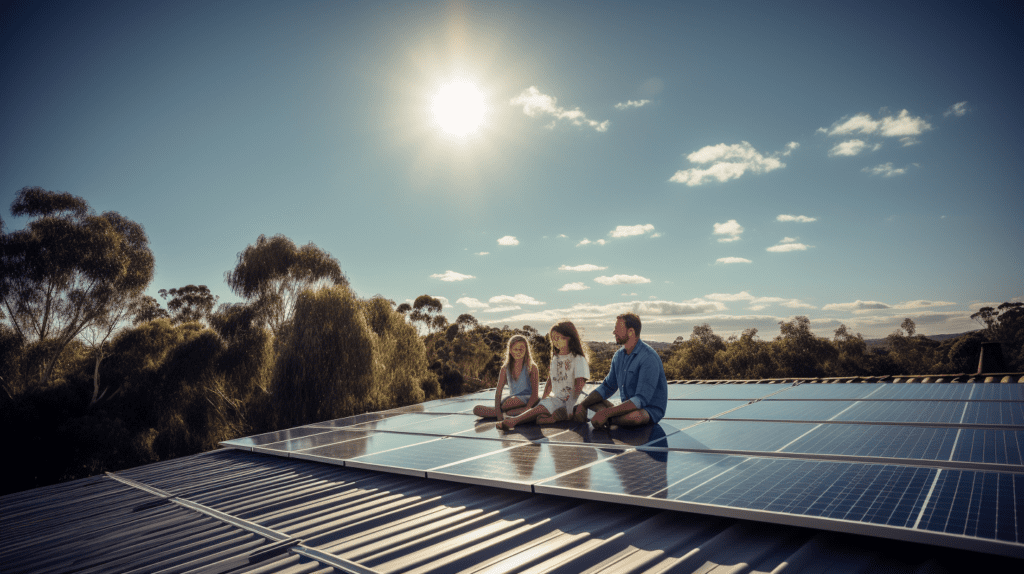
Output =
[{"x1": 496, "y1": 418, "x2": 516, "y2": 431}]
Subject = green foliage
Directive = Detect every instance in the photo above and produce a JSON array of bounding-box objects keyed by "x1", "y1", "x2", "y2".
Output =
[
  {"x1": 272, "y1": 285, "x2": 375, "y2": 426},
  {"x1": 159, "y1": 285, "x2": 219, "y2": 325},
  {"x1": 225, "y1": 234, "x2": 347, "y2": 334},
  {"x1": 361, "y1": 295, "x2": 429, "y2": 407},
  {"x1": 1, "y1": 187, "x2": 154, "y2": 387}
]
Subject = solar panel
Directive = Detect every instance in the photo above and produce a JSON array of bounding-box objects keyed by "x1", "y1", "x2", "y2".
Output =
[
  {"x1": 221, "y1": 380, "x2": 1024, "y2": 558},
  {"x1": 663, "y1": 399, "x2": 750, "y2": 419}
]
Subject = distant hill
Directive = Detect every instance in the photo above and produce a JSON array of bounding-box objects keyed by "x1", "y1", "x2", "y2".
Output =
[
  {"x1": 864, "y1": 331, "x2": 976, "y2": 350},
  {"x1": 587, "y1": 340, "x2": 672, "y2": 357}
]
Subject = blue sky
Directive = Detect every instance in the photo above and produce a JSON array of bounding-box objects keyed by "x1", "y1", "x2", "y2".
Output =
[{"x1": 2, "y1": 0, "x2": 1021, "y2": 342}]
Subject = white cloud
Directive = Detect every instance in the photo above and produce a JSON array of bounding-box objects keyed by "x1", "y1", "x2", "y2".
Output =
[
  {"x1": 669, "y1": 141, "x2": 797, "y2": 186},
  {"x1": 609, "y1": 224, "x2": 656, "y2": 238},
  {"x1": 559, "y1": 282, "x2": 590, "y2": 291},
  {"x1": 766, "y1": 238, "x2": 810, "y2": 252},
  {"x1": 716, "y1": 257, "x2": 752, "y2": 264},
  {"x1": 576, "y1": 238, "x2": 607, "y2": 247},
  {"x1": 705, "y1": 291, "x2": 756, "y2": 302},
  {"x1": 615, "y1": 99, "x2": 651, "y2": 110},
  {"x1": 828, "y1": 139, "x2": 878, "y2": 157},
  {"x1": 891, "y1": 300, "x2": 957, "y2": 310},
  {"x1": 594, "y1": 274, "x2": 651, "y2": 285},
  {"x1": 492, "y1": 299, "x2": 728, "y2": 325},
  {"x1": 559, "y1": 264, "x2": 608, "y2": 272},
  {"x1": 944, "y1": 101, "x2": 968, "y2": 117},
  {"x1": 776, "y1": 214, "x2": 817, "y2": 223},
  {"x1": 431, "y1": 270, "x2": 476, "y2": 282},
  {"x1": 497, "y1": 235, "x2": 519, "y2": 246},
  {"x1": 456, "y1": 297, "x2": 489, "y2": 309},
  {"x1": 825, "y1": 113, "x2": 881, "y2": 136},
  {"x1": 489, "y1": 294, "x2": 545, "y2": 306},
  {"x1": 863, "y1": 162, "x2": 909, "y2": 177},
  {"x1": 557, "y1": 234, "x2": 567, "y2": 238},
  {"x1": 713, "y1": 219, "x2": 744, "y2": 242},
  {"x1": 476, "y1": 251, "x2": 489, "y2": 256},
  {"x1": 704, "y1": 291, "x2": 812, "y2": 310},
  {"x1": 880, "y1": 109, "x2": 932, "y2": 139},
  {"x1": 510, "y1": 86, "x2": 610, "y2": 132},
  {"x1": 822, "y1": 110, "x2": 931, "y2": 146},
  {"x1": 822, "y1": 300, "x2": 891, "y2": 312}
]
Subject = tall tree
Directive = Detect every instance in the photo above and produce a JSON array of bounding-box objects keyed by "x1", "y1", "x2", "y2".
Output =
[
  {"x1": 0, "y1": 187, "x2": 154, "y2": 386},
  {"x1": 158, "y1": 285, "x2": 219, "y2": 325},
  {"x1": 225, "y1": 234, "x2": 347, "y2": 334}
]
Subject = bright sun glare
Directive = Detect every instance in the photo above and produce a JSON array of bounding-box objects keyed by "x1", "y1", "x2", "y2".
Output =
[{"x1": 432, "y1": 81, "x2": 485, "y2": 137}]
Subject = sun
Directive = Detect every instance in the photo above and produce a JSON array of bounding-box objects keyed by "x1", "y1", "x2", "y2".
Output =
[{"x1": 432, "y1": 80, "x2": 485, "y2": 137}]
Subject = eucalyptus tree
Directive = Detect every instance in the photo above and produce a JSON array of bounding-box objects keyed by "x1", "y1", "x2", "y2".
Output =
[
  {"x1": 158, "y1": 284, "x2": 219, "y2": 325},
  {"x1": 0, "y1": 187, "x2": 154, "y2": 386},
  {"x1": 225, "y1": 234, "x2": 347, "y2": 334}
]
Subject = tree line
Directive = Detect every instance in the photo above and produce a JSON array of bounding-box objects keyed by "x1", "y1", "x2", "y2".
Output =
[{"x1": 1, "y1": 187, "x2": 1020, "y2": 495}]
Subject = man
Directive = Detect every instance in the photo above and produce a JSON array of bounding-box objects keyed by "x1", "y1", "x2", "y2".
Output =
[{"x1": 573, "y1": 313, "x2": 668, "y2": 428}]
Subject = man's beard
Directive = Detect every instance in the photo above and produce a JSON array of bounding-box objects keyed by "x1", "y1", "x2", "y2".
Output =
[{"x1": 615, "y1": 334, "x2": 627, "y2": 345}]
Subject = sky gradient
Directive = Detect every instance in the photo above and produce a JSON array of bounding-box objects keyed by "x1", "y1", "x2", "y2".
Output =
[{"x1": 2, "y1": 0, "x2": 1021, "y2": 342}]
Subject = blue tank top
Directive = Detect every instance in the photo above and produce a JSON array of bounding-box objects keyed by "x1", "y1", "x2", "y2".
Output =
[{"x1": 507, "y1": 363, "x2": 532, "y2": 401}]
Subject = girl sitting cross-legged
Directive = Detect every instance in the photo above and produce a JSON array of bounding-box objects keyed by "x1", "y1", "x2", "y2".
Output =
[
  {"x1": 473, "y1": 335, "x2": 540, "y2": 420},
  {"x1": 497, "y1": 321, "x2": 589, "y2": 430}
]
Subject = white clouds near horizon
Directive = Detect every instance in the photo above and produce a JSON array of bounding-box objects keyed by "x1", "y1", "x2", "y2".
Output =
[
  {"x1": 559, "y1": 282, "x2": 590, "y2": 291},
  {"x1": 510, "y1": 86, "x2": 610, "y2": 132},
  {"x1": 559, "y1": 263, "x2": 608, "y2": 272},
  {"x1": 431, "y1": 270, "x2": 476, "y2": 281},
  {"x1": 704, "y1": 291, "x2": 813, "y2": 310},
  {"x1": 497, "y1": 235, "x2": 519, "y2": 246},
  {"x1": 577, "y1": 238, "x2": 607, "y2": 247},
  {"x1": 669, "y1": 141, "x2": 798, "y2": 186},
  {"x1": 716, "y1": 257, "x2": 751, "y2": 264},
  {"x1": 456, "y1": 297, "x2": 489, "y2": 309},
  {"x1": 713, "y1": 219, "x2": 744, "y2": 242},
  {"x1": 489, "y1": 294, "x2": 545, "y2": 306},
  {"x1": 594, "y1": 274, "x2": 651, "y2": 285}
]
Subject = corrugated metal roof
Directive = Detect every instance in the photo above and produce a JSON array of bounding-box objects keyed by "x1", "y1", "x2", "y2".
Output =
[{"x1": 4, "y1": 448, "x2": 1018, "y2": 573}]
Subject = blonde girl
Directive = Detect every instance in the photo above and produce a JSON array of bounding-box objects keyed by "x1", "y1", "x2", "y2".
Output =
[
  {"x1": 497, "y1": 321, "x2": 589, "y2": 430},
  {"x1": 473, "y1": 335, "x2": 540, "y2": 419}
]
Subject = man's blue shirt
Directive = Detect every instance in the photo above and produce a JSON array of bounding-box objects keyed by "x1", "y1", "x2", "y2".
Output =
[{"x1": 595, "y1": 339, "x2": 668, "y2": 423}]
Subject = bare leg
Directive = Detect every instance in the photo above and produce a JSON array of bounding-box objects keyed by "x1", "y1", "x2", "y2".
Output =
[
  {"x1": 475, "y1": 396, "x2": 527, "y2": 419},
  {"x1": 497, "y1": 404, "x2": 550, "y2": 430},
  {"x1": 473, "y1": 405, "x2": 500, "y2": 418},
  {"x1": 536, "y1": 407, "x2": 567, "y2": 424},
  {"x1": 608, "y1": 408, "x2": 652, "y2": 427}
]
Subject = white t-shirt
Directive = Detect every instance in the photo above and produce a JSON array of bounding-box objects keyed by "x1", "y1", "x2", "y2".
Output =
[{"x1": 547, "y1": 353, "x2": 591, "y2": 405}]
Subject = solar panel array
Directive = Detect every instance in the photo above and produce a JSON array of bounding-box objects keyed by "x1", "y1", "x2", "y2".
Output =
[{"x1": 221, "y1": 380, "x2": 1024, "y2": 558}]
